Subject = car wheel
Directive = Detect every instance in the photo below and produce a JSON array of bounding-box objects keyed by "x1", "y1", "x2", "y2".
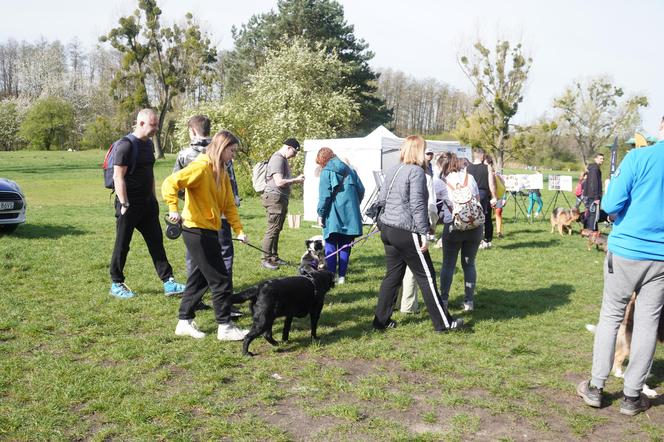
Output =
[{"x1": 0, "y1": 224, "x2": 18, "y2": 233}]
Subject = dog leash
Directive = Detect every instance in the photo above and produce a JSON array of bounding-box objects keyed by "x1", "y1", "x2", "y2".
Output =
[
  {"x1": 232, "y1": 227, "x2": 380, "y2": 264},
  {"x1": 323, "y1": 227, "x2": 381, "y2": 260},
  {"x1": 232, "y1": 239, "x2": 298, "y2": 267}
]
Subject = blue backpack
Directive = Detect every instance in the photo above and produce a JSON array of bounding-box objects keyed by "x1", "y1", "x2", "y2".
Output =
[{"x1": 103, "y1": 135, "x2": 140, "y2": 189}]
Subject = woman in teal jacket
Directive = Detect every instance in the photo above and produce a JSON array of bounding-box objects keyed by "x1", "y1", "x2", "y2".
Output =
[{"x1": 316, "y1": 148, "x2": 365, "y2": 284}]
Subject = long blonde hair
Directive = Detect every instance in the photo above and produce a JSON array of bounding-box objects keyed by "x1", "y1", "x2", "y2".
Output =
[
  {"x1": 206, "y1": 130, "x2": 239, "y2": 189},
  {"x1": 399, "y1": 135, "x2": 426, "y2": 168}
]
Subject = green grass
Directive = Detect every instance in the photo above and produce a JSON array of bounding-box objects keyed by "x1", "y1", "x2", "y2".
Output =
[{"x1": 1, "y1": 150, "x2": 662, "y2": 441}]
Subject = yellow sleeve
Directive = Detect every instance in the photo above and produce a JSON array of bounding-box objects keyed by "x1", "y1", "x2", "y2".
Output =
[
  {"x1": 221, "y1": 173, "x2": 244, "y2": 236},
  {"x1": 161, "y1": 162, "x2": 203, "y2": 212}
]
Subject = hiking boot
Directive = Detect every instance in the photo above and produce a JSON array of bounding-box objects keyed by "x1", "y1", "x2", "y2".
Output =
[
  {"x1": 217, "y1": 322, "x2": 249, "y2": 341},
  {"x1": 620, "y1": 394, "x2": 650, "y2": 416},
  {"x1": 261, "y1": 259, "x2": 279, "y2": 270},
  {"x1": 273, "y1": 257, "x2": 288, "y2": 266},
  {"x1": 463, "y1": 301, "x2": 474, "y2": 312},
  {"x1": 164, "y1": 277, "x2": 185, "y2": 297},
  {"x1": 110, "y1": 282, "x2": 135, "y2": 299},
  {"x1": 577, "y1": 380, "x2": 602, "y2": 408},
  {"x1": 175, "y1": 319, "x2": 205, "y2": 339}
]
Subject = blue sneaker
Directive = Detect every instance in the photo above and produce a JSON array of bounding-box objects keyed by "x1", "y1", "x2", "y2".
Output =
[
  {"x1": 110, "y1": 282, "x2": 135, "y2": 299},
  {"x1": 164, "y1": 277, "x2": 185, "y2": 297}
]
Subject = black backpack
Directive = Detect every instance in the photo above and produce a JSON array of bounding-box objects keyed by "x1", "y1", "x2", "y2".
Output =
[{"x1": 103, "y1": 135, "x2": 140, "y2": 189}]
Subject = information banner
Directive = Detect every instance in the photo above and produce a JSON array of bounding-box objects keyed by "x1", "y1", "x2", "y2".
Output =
[
  {"x1": 548, "y1": 175, "x2": 573, "y2": 192},
  {"x1": 504, "y1": 174, "x2": 543, "y2": 192}
]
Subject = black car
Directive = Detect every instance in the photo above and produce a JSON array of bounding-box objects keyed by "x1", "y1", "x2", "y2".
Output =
[{"x1": 0, "y1": 178, "x2": 27, "y2": 233}]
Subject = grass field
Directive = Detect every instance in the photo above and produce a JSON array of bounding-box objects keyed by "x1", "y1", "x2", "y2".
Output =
[{"x1": 1, "y1": 151, "x2": 662, "y2": 441}]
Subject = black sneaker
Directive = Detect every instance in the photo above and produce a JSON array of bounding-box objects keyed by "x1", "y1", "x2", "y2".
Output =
[
  {"x1": 230, "y1": 306, "x2": 243, "y2": 318},
  {"x1": 436, "y1": 318, "x2": 464, "y2": 333},
  {"x1": 577, "y1": 380, "x2": 602, "y2": 408},
  {"x1": 372, "y1": 318, "x2": 397, "y2": 330},
  {"x1": 620, "y1": 394, "x2": 650, "y2": 416}
]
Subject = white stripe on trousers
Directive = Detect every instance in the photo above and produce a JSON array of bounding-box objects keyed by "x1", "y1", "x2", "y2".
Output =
[{"x1": 411, "y1": 232, "x2": 450, "y2": 328}]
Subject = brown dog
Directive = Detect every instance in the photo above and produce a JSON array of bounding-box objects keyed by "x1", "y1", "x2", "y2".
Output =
[
  {"x1": 550, "y1": 207, "x2": 580, "y2": 236},
  {"x1": 586, "y1": 292, "x2": 664, "y2": 398},
  {"x1": 587, "y1": 231, "x2": 608, "y2": 252}
]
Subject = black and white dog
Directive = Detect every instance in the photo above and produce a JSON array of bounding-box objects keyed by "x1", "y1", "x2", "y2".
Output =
[
  {"x1": 230, "y1": 270, "x2": 336, "y2": 356},
  {"x1": 299, "y1": 235, "x2": 326, "y2": 275}
]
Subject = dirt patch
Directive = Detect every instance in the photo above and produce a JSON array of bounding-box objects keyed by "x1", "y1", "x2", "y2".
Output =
[{"x1": 247, "y1": 356, "x2": 663, "y2": 441}]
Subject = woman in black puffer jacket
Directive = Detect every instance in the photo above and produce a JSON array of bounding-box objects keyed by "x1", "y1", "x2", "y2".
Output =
[{"x1": 373, "y1": 136, "x2": 463, "y2": 332}]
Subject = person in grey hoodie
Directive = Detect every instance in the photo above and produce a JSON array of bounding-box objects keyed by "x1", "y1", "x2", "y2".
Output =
[{"x1": 372, "y1": 136, "x2": 463, "y2": 332}]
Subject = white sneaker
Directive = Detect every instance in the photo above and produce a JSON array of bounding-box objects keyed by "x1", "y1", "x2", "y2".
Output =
[
  {"x1": 175, "y1": 319, "x2": 206, "y2": 339},
  {"x1": 463, "y1": 301, "x2": 474, "y2": 312},
  {"x1": 486, "y1": 241, "x2": 492, "y2": 249},
  {"x1": 337, "y1": 276, "x2": 345, "y2": 284},
  {"x1": 217, "y1": 322, "x2": 249, "y2": 341},
  {"x1": 478, "y1": 241, "x2": 488, "y2": 250}
]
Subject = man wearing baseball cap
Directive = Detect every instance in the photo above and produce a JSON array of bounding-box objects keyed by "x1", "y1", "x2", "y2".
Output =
[{"x1": 260, "y1": 138, "x2": 305, "y2": 269}]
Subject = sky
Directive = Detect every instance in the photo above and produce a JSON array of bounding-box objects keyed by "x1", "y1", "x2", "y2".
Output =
[{"x1": 2, "y1": 0, "x2": 663, "y2": 134}]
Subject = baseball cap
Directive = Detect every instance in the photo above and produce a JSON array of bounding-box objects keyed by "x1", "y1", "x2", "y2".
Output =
[
  {"x1": 284, "y1": 138, "x2": 301, "y2": 151},
  {"x1": 425, "y1": 146, "x2": 434, "y2": 154}
]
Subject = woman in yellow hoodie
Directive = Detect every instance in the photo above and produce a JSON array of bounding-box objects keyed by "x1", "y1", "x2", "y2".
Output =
[{"x1": 162, "y1": 130, "x2": 248, "y2": 341}]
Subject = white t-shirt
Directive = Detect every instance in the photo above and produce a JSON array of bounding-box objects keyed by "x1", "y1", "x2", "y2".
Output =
[{"x1": 436, "y1": 171, "x2": 480, "y2": 224}]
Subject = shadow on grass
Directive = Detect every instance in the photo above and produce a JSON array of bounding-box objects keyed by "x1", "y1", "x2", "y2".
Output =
[
  {"x1": 500, "y1": 239, "x2": 559, "y2": 250},
  {"x1": 3, "y1": 223, "x2": 88, "y2": 239},
  {"x1": 474, "y1": 283, "x2": 573, "y2": 321}
]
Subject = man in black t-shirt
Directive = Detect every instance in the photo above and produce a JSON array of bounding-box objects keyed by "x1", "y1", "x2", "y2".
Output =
[
  {"x1": 466, "y1": 148, "x2": 497, "y2": 249},
  {"x1": 109, "y1": 109, "x2": 185, "y2": 299}
]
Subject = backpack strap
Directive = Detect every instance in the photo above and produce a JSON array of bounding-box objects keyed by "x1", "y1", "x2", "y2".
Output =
[{"x1": 124, "y1": 134, "x2": 140, "y2": 175}]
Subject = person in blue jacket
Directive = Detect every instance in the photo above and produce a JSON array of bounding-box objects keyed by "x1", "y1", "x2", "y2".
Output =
[
  {"x1": 577, "y1": 119, "x2": 664, "y2": 417},
  {"x1": 316, "y1": 147, "x2": 365, "y2": 284}
]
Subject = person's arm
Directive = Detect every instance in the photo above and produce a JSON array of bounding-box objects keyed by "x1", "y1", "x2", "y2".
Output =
[
  {"x1": 408, "y1": 168, "x2": 430, "y2": 248},
  {"x1": 487, "y1": 165, "x2": 497, "y2": 205},
  {"x1": 317, "y1": 170, "x2": 334, "y2": 226},
  {"x1": 113, "y1": 165, "x2": 129, "y2": 215},
  {"x1": 273, "y1": 172, "x2": 304, "y2": 187},
  {"x1": 161, "y1": 162, "x2": 203, "y2": 223}
]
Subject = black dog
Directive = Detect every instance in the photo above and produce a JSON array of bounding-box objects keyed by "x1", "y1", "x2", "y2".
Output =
[{"x1": 231, "y1": 270, "x2": 336, "y2": 356}]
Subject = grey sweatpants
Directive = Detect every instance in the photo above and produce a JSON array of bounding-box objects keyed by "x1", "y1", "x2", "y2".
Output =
[{"x1": 591, "y1": 252, "x2": 664, "y2": 397}]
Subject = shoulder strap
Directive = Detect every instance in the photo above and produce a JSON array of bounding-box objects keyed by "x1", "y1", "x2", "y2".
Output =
[
  {"x1": 124, "y1": 134, "x2": 139, "y2": 175},
  {"x1": 385, "y1": 165, "x2": 405, "y2": 200}
]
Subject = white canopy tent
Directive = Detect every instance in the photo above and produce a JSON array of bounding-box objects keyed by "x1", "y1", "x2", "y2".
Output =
[{"x1": 302, "y1": 126, "x2": 472, "y2": 223}]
